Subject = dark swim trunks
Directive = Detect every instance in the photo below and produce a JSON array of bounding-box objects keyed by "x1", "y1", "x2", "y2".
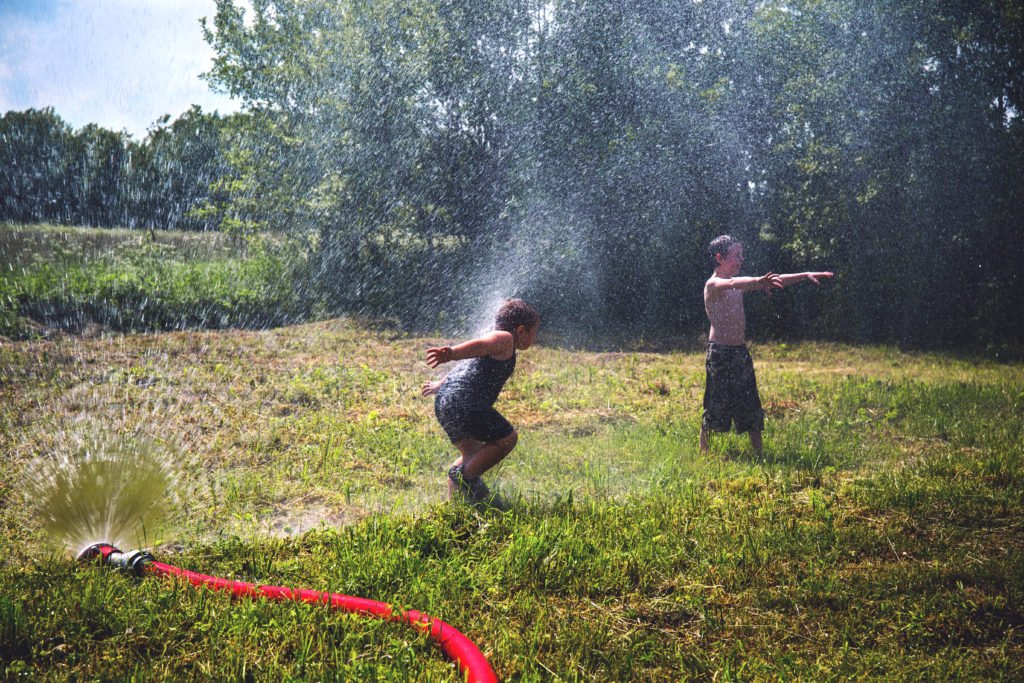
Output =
[
  {"x1": 434, "y1": 353, "x2": 516, "y2": 443},
  {"x1": 702, "y1": 343, "x2": 765, "y2": 434}
]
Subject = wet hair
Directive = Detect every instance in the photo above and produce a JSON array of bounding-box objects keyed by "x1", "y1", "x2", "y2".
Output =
[
  {"x1": 708, "y1": 234, "x2": 741, "y2": 267},
  {"x1": 494, "y1": 298, "x2": 540, "y2": 333}
]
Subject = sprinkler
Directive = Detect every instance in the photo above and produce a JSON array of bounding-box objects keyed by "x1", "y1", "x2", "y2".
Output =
[{"x1": 79, "y1": 543, "x2": 499, "y2": 683}]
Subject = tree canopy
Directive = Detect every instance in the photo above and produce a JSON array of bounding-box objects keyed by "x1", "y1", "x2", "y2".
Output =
[
  {"x1": 3, "y1": 0, "x2": 1021, "y2": 350},
  {"x1": 0, "y1": 106, "x2": 232, "y2": 232}
]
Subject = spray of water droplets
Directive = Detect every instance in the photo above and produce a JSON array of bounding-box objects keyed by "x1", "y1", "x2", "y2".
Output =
[{"x1": 23, "y1": 424, "x2": 175, "y2": 557}]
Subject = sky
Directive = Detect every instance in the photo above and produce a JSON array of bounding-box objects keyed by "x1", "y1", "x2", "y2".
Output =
[{"x1": 0, "y1": 0, "x2": 242, "y2": 139}]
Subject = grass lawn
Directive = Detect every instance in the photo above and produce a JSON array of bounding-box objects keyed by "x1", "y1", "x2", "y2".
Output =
[{"x1": 1, "y1": 319, "x2": 1022, "y2": 680}]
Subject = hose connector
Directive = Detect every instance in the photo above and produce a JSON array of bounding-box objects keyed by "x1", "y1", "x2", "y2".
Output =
[
  {"x1": 107, "y1": 549, "x2": 154, "y2": 576},
  {"x1": 77, "y1": 543, "x2": 153, "y2": 576}
]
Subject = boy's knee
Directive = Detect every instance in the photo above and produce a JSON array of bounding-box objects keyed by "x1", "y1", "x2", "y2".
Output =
[{"x1": 499, "y1": 430, "x2": 518, "y2": 451}]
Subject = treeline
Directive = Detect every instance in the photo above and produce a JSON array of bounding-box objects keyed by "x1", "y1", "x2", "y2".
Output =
[
  {"x1": 198, "y1": 0, "x2": 1024, "y2": 350},
  {"x1": 0, "y1": 106, "x2": 232, "y2": 232},
  {"x1": 4, "y1": 0, "x2": 1023, "y2": 351}
]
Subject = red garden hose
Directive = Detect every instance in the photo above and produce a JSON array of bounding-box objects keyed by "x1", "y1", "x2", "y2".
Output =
[{"x1": 79, "y1": 544, "x2": 498, "y2": 683}]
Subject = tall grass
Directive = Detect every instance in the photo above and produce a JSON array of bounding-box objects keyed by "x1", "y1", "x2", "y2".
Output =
[{"x1": 0, "y1": 224, "x2": 311, "y2": 338}]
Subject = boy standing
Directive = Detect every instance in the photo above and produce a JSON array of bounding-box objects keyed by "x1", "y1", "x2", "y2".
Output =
[{"x1": 701, "y1": 235, "x2": 833, "y2": 456}]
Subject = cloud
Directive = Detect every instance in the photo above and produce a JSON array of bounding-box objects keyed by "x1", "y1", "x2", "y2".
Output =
[{"x1": 0, "y1": 0, "x2": 240, "y2": 138}]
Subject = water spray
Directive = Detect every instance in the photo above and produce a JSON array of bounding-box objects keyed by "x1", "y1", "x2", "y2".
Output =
[
  {"x1": 78, "y1": 542, "x2": 499, "y2": 683},
  {"x1": 36, "y1": 426, "x2": 498, "y2": 679}
]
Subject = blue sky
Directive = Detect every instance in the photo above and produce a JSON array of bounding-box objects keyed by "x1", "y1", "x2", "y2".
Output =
[{"x1": 0, "y1": 0, "x2": 241, "y2": 138}]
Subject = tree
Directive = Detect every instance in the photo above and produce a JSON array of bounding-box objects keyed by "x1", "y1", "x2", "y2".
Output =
[
  {"x1": 131, "y1": 106, "x2": 229, "y2": 231},
  {"x1": 0, "y1": 108, "x2": 75, "y2": 224},
  {"x1": 71, "y1": 123, "x2": 133, "y2": 227}
]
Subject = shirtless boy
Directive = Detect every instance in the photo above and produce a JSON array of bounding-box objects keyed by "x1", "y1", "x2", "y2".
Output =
[{"x1": 701, "y1": 235, "x2": 833, "y2": 456}]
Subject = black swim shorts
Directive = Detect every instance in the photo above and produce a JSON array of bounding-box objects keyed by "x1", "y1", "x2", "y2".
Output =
[
  {"x1": 434, "y1": 393, "x2": 514, "y2": 444},
  {"x1": 701, "y1": 343, "x2": 765, "y2": 434}
]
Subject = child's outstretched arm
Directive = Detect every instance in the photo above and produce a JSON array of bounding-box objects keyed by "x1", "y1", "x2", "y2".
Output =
[
  {"x1": 425, "y1": 330, "x2": 514, "y2": 368},
  {"x1": 708, "y1": 272, "x2": 784, "y2": 293},
  {"x1": 775, "y1": 271, "x2": 834, "y2": 287}
]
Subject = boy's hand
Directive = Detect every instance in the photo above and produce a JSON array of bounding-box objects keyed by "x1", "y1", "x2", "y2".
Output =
[
  {"x1": 806, "y1": 271, "x2": 834, "y2": 285},
  {"x1": 759, "y1": 272, "x2": 783, "y2": 292},
  {"x1": 421, "y1": 380, "x2": 442, "y2": 397},
  {"x1": 425, "y1": 346, "x2": 453, "y2": 368}
]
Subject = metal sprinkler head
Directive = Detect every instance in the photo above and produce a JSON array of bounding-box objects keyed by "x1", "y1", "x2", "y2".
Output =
[{"x1": 77, "y1": 543, "x2": 153, "y2": 576}]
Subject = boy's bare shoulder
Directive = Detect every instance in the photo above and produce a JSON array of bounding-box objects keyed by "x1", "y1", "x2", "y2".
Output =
[
  {"x1": 482, "y1": 329, "x2": 513, "y2": 343},
  {"x1": 705, "y1": 273, "x2": 728, "y2": 294},
  {"x1": 482, "y1": 329, "x2": 515, "y2": 360},
  {"x1": 480, "y1": 329, "x2": 514, "y2": 351}
]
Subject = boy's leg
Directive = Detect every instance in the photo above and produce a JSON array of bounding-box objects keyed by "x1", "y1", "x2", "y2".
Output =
[
  {"x1": 734, "y1": 347, "x2": 765, "y2": 457},
  {"x1": 448, "y1": 432, "x2": 517, "y2": 500},
  {"x1": 449, "y1": 440, "x2": 481, "y2": 498},
  {"x1": 701, "y1": 344, "x2": 732, "y2": 455},
  {"x1": 748, "y1": 429, "x2": 763, "y2": 457},
  {"x1": 461, "y1": 431, "x2": 518, "y2": 479}
]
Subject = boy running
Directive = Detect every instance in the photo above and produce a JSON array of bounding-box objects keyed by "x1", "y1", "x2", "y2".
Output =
[
  {"x1": 422, "y1": 299, "x2": 540, "y2": 503},
  {"x1": 701, "y1": 235, "x2": 833, "y2": 456}
]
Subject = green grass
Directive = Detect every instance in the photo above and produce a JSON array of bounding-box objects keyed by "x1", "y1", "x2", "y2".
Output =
[
  {"x1": 1, "y1": 318, "x2": 1022, "y2": 680},
  {"x1": 1, "y1": 223, "x2": 311, "y2": 338}
]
